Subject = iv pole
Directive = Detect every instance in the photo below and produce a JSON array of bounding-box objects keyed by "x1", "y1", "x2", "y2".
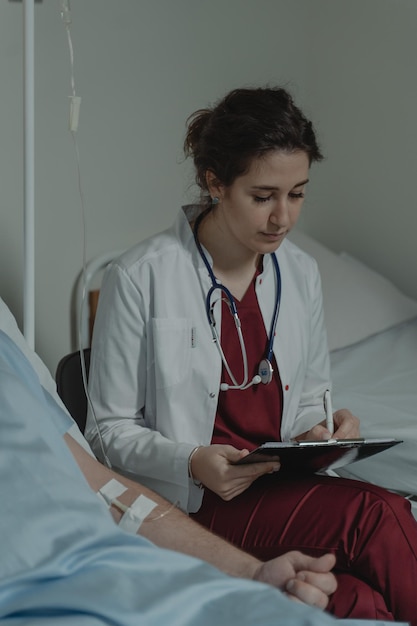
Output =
[{"x1": 23, "y1": 0, "x2": 35, "y2": 349}]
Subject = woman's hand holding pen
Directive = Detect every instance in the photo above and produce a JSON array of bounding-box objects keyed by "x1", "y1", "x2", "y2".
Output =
[
  {"x1": 331, "y1": 409, "x2": 361, "y2": 439},
  {"x1": 297, "y1": 409, "x2": 361, "y2": 442},
  {"x1": 190, "y1": 444, "x2": 280, "y2": 501}
]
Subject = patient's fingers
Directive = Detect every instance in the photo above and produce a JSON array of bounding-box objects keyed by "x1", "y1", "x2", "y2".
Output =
[
  {"x1": 286, "y1": 577, "x2": 331, "y2": 610},
  {"x1": 296, "y1": 568, "x2": 337, "y2": 596},
  {"x1": 284, "y1": 552, "x2": 337, "y2": 608}
]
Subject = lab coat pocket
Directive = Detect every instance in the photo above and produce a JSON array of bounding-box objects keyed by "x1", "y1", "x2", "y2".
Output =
[{"x1": 152, "y1": 317, "x2": 192, "y2": 389}]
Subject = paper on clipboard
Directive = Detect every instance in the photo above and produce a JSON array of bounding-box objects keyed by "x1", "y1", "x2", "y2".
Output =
[{"x1": 234, "y1": 438, "x2": 402, "y2": 474}]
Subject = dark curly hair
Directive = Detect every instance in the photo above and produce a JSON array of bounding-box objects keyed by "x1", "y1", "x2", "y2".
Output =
[{"x1": 184, "y1": 86, "x2": 323, "y2": 196}]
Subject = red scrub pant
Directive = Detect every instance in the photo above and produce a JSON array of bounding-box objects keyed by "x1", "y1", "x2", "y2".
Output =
[{"x1": 191, "y1": 474, "x2": 417, "y2": 624}]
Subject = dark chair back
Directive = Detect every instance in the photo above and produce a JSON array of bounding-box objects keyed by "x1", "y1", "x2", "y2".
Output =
[{"x1": 55, "y1": 348, "x2": 91, "y2": 433}]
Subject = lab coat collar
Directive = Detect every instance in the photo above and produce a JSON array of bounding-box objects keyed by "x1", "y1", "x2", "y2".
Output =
[{"x1": 177, "y1": 205, "x2": 215, "y2": 275}]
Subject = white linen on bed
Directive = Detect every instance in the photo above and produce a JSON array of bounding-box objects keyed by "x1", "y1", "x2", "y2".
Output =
[
  {"x1": 330, "y1": 317, "x2": 417, "y2": 499},
  {"x1": 0, "y1": 297, "x2": 93, "y2": 455},
  {"x1": 288, "y1": 230, "x2": 417, "y2": 351},
  {"x1": 286, "y1": 231, "x2": 417, "y2": 516}
]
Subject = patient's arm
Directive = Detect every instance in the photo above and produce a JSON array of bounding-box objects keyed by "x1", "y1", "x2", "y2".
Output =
[{"x1": 65, "y1": 433, "x2": 336, "y2": 609}]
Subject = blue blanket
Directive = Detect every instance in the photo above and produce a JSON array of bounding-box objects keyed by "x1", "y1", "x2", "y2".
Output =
[{"x1": 0, "y1": 330, "x2": 382, "y2": 625}]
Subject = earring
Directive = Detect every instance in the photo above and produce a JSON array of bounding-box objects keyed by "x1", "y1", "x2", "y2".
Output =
[{"x1": 211, "y1": 196, "x2": 219, "y2": 205}]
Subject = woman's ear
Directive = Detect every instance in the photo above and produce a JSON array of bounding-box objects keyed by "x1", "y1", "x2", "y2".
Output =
[{"x1": 205, "y1": 170, "x2": 223, "y2": 200}]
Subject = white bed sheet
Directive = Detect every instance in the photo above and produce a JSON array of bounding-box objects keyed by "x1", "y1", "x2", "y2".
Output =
[{"x1": 331, "y1": 317, "x2": 417, "y2": 501}]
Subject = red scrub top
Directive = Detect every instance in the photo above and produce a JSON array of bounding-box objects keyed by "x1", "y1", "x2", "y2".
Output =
[{"x1": 212, "y1": 272, "x2": 283, "y2": 450}]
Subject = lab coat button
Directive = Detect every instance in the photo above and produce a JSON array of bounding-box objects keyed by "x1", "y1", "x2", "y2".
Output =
[{"x1": 209, "y1": 392, "x2": 216, "y2": 398}]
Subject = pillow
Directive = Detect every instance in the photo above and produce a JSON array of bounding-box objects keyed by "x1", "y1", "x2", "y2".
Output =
[{"x1": 288, "y1": 230, "x2": 417, "y2": 351}]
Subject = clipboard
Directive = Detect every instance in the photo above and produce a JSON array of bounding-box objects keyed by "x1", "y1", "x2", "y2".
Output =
[{"x1": 234, "y1": 438, "x2": 402, "y2": 474}]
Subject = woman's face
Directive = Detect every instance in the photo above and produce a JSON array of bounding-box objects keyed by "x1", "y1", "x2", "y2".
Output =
[{"x1": 208, "y1": 150, "x2": 310, "y2": 258}]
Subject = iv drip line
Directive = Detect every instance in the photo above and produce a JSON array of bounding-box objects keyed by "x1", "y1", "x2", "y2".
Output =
[{"x1": 59, "y1": 0, "x2": 111, "y2": 468}]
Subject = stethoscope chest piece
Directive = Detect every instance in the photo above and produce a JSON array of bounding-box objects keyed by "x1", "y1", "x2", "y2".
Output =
[{"x1": 258, "y1": 358, "x2": 274, "y2": 385}]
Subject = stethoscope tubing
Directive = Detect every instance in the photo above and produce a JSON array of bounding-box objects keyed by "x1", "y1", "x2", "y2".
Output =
[
  {"x1": 266, "y1": 253, "x2": 281, "y2": 362},
  {"x1": 193, "y1": 210, "x2": 282, "y2": 389}
]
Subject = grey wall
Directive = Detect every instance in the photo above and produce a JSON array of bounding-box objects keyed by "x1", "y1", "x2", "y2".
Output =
[
  {"x1": 1, "y1": 0, "x2": 416, "y2": 375},
  {"x1": 301, "y1": 0, "x2": 417, "y2": 299}
]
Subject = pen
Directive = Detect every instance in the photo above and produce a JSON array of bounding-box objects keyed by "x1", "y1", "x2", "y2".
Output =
[{"x1": 323, "y1": 389, "x2": 334, "y2": 437}]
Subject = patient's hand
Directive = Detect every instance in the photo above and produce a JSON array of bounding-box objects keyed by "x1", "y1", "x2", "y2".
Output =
[{"x1": 254, "y1": 551, "x2": 337, "y2": 609}]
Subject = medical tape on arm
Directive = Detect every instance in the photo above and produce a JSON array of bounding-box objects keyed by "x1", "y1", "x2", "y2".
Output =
[{"x1": 98, "y1": 478, "x2": 157, "y2": 534}]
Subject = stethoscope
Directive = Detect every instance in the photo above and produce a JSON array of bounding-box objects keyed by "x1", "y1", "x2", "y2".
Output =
[{"x1": 193, "y1": 210, "x2": 282, "y2": 391}]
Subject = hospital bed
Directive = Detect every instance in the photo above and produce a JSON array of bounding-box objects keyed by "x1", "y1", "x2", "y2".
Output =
[
  {"x1": 69, "y1": 231, "x2": 417, "y2": 515},
  {"x1": 288, "y1": 230, "x2": 417, "y2": 515}
]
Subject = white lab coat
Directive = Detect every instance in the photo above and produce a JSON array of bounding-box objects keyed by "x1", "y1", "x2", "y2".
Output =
[{"x1": 86, "y1": 207, "x2": 331, "y2": 512}]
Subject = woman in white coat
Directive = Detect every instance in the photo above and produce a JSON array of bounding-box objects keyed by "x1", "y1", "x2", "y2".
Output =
[{"x1": 86, "y1": 86, "x2": 417, "y2": 624}]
